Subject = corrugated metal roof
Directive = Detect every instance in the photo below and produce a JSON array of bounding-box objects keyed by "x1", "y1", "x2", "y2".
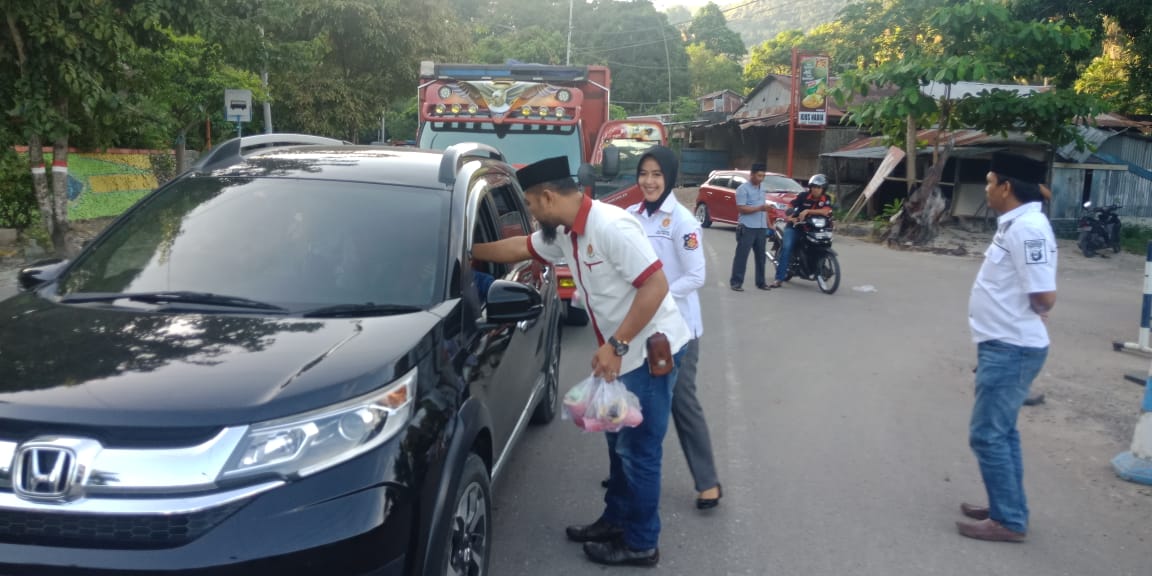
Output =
[
  {"x1": 822, "y1": 145, "x2": 1007, "y2": 159},
  {"x1": 1056, "y1": 126, "x2": 1114, "y2": 163},
  {"x1": 836, "y1": 129, "x2": 1036, "y2": 152}
]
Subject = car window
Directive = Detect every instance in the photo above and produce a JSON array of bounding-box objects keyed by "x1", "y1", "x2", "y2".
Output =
[
  {"x1": 763, "y1": 175, "x2": 806, "y2": 193},
  {"x1": 710, "y1": 176, "x2": 730, "y2": 189},
  {"x1": 490, "y1": 184, "x2": 529, "y2": 238},
  {"x1": 473, "y1": 193, "x2": 507, "y2": 279},
  {"x1": 58, "y1": 177, "x2": 450, "y2": 309},
  {"x1": 731, "y1": 176, "x2": 748, "y2": 189}
]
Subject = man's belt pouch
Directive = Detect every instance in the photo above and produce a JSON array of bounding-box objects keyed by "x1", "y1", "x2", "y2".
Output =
[{"x1": 646, "y1": 332, "x2": 673, "y2": 376}]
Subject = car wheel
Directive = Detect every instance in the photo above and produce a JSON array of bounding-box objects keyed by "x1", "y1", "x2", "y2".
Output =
[
  {"x1": 563, "y1": 301, "x2": 589, "y2": 326},
  {"x1": 530, "y1": 323, "x2": 561, "y2": 425},
  {"x1": 443, "y1": 454, "x2": 491, "y2": 576},
  {"x1": 695, "y1": 203, "x2": 712, "y2": 228}
]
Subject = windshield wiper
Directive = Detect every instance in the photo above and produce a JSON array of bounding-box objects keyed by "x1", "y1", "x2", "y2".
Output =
[
  {"x1": 300, "y1": 303, "x2": 423, "y2": 318},
  {"x1": 60, "y1": 291, "x2": 288, "y2": 312}
]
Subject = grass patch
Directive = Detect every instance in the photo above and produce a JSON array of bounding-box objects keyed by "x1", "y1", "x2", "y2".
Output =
[{"x1": 1120, "y1": 224, "x2": 1152, "y2": 255}]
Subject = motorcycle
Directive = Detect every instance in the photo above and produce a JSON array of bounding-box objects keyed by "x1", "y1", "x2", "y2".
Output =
[
  {"x1": 1077, "y1": 201, "x2": 1122, "y2": 258},
  {"x1": 768, "y1": 214, "x2": 841, "y2": 294}
]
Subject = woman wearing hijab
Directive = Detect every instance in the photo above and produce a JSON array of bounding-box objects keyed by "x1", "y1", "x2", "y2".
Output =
[{"x1": 616, "y1": 146, "x2": 723, "y2": 509}]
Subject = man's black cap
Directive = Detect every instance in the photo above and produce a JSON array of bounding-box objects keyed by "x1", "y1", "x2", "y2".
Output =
[
  {"x1": 990, "y1": 151, "x2": 1046, "y2": 184},
  {"x1": 516, "y1": 156, "x2": 574, "y2": 191},
  {"x1": 751, "y1": 162, "x2": 767, "y2": 173}
]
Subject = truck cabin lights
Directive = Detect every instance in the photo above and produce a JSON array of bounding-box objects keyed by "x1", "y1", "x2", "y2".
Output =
[{"x1": 422, "y1": 80, "x2": 581, "y2": 124}]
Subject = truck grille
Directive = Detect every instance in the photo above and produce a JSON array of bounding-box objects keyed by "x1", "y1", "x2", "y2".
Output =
[{"x1": 0, "y1": 500, "x2": 247, "y2": 549}]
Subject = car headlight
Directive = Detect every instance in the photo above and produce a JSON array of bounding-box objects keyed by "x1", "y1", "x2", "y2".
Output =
[{"x1": 219, "y1": 367, "x2": 416, "y2": 480}]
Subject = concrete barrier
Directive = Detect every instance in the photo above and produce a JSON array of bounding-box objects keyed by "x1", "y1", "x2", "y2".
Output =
[{"x1": 1112, "y1": 367, "x2": 1152, "y2": 485}]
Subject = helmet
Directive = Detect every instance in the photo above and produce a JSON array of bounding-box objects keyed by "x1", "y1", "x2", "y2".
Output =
[{"x1": 808, "y1": 174, "x2": 828, "y2": 188}]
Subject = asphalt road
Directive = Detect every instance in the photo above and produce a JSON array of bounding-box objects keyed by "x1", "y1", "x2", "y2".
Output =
[{"x1": 489, "y1": 226, "x2": 1152, "y2": 576}]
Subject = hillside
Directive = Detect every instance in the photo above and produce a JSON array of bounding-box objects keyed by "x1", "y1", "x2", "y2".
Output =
[{"x1": 722, "y1": 0, "x2": 853, "y2": 50}]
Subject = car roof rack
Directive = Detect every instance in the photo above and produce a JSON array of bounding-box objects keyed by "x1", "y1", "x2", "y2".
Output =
[
  {"x1": 438, "y1": 142, "x2": 506, "y2": 186},
  {"x1": 191, "y1": 133, "x2": 349, "y2": 173}
]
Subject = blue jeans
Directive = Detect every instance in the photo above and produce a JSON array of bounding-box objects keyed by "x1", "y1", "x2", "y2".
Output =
[
  {"x1": 601, "y1": 347, "x2": 684, "y2": 550},
  {"x1": 775, "y1": 226, "x2": 798, "y2": 282},
  {"x1": 970, "y1": 339, "x2": 1048, "y2": 533}
]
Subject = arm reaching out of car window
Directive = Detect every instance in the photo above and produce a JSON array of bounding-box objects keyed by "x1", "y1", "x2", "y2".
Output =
[{"x1": 472, "y1": 236, "x2": 531, "y2": 264}]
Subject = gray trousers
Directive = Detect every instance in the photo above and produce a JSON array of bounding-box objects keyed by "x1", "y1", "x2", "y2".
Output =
[{"x1": 671, "y1": 337, "x2": 720, "y2": 492}]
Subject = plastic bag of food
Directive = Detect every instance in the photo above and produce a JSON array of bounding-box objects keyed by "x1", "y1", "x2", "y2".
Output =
[
  {"x1": 583, "y1": 377, "x2": 643, "y2": 432},
  {"x1": 562, "y1": 376, "x2": 598, "y2": 425}
]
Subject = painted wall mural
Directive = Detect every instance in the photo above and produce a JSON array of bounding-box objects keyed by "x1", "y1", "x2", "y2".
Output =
[{"x1": 15, "y1": 148, "x2": 177, "y2": 221}]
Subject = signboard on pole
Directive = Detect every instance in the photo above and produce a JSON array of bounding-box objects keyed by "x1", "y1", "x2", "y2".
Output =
[
  {"x1": 796, "y1": 55, "x2": 829, "y2": 128},
  {"x1": 224, "y1": 89, "x2": 253, "y2": 123}
]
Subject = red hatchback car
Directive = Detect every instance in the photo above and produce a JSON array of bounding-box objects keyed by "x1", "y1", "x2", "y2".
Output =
[{"x1": 694, "y1": 169, "x2": 806, "y2": 235}]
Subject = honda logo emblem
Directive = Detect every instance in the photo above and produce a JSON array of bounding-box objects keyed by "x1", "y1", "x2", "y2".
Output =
[{"x1": 12, "y1": 438, "x2": 100, "y2": 502}]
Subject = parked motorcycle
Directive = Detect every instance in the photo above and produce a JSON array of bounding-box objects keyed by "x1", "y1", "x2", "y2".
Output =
[
  {"x1": 1077, "y1": 201, "x2": 1122, "y2": 257},
  {"x1": 768, "y1": 214, "x2": 841, "y2": 294}
]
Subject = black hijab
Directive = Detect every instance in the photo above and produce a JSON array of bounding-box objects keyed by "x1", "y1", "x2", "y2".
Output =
[{"x1": 638, "y1": 146, "x2": 680, "y2": 216}]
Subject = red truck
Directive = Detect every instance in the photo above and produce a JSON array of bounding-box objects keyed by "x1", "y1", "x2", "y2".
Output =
[{"x1": 416, "y1": 61, "x2": 666, "y2": 325}]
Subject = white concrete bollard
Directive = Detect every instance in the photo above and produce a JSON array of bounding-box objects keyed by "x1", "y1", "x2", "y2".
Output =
[{"x1": 1112, "y1": 365, "x2": 1152, "y2": 485}]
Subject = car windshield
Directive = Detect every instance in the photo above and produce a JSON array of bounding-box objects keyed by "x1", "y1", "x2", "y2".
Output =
[
  {"x1": 57, "y1": 177, "x2": 449, "y2": 310},
  {"x1": 419, "y1": 123, "x2": 582, "y2": 171},
  {"x1": 763, "y1": 175, "x2": 805, "y2": 193}
]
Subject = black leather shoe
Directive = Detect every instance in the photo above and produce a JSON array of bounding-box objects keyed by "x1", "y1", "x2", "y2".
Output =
[
  {"x1": 566, "y1": 518, "x2": 624, "y2": 543},
  {"x1": 696, "y1": 483, "x2": 723, "y2": 510},
  {"x1": 730, "y1": 285, "x2": 744, "y2": 292},
  {"x1": 583, "y1": 539, "x2": 659, "y2": 566}
]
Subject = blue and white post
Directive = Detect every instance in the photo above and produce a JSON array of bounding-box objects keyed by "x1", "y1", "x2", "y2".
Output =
[
  {"x1": 1112, "y1": 363, "x2": 1152, "y2": 485},
  {"x1": 1113, "y1": 242, "x2": 1152, "y2": 355}
]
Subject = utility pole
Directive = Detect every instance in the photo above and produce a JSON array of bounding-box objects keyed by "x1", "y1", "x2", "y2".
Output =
[
  {"x1": 566, "y1": 0, "x2": 574, "y2": 65},
  {"x1": 260, "y1": 26, "x2": 273, "y2": 133}
]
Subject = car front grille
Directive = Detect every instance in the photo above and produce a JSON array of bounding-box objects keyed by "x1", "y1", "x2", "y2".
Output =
[{"x1": 0, "y1": 500, "x2": 247, "y2": 549}]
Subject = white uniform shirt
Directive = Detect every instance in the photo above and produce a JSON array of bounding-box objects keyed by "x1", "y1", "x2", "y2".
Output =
[
  {"x1": 527, "y1": 194, "x2": 691, "y2": 375},
  {"x1": 627, "y1": 194, "x2": 706, "y2": 338},
  {"x1": 969, "y1": 202, "x2": 1058, "y2": 348}
]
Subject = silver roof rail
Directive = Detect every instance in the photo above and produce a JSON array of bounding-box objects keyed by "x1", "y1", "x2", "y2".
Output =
[
  {"x1": 192, "y1": 133, "x2": 349, "y2": 173},
  {"x1": 438, "y1": 143, "x2": 506, "y2": 186}
]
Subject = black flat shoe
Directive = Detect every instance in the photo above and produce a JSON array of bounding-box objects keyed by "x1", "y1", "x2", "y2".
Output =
[
  {"x1": 696, "y1": 483, "x2": 722, "y2": 510},
  {"x1": 583, "y1": 540, "x2": 659, "y2": 566},
  {"x1": 566, "y1": 518, "x2": 624, "y2": 543}
]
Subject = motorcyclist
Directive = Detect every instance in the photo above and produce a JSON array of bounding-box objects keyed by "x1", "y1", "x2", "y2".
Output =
[{"x1": 769, "y1": 174, "x2": 834, "y2": 288}]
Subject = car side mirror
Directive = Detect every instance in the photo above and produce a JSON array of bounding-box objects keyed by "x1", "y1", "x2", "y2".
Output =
[
  {"x1": 601, "y1": 146, "x2": 621, "y2": 179},
  {"x1": 18, "y1": 258, "x2": 69, "y2": 292},
  {"x1": 484, "y1": 280, "x2": 543, "y2": 324}
]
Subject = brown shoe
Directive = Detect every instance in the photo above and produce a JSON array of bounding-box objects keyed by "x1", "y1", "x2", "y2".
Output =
[
  {"x1": 956, "y1": 519, "x2": 1027, "y2": 542},
  {"x1": 960, "y1": 502, "x2": 990, "y2": 520}
]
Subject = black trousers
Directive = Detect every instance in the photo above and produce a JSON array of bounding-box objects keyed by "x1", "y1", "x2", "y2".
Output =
[{"x1": 729, "y1": 224, "x2": 767, "y2": 288}]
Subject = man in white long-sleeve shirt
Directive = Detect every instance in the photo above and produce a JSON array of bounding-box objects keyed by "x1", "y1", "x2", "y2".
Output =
[{"x1": 623, "y1": 146, "x2": 722, "y2": 510}]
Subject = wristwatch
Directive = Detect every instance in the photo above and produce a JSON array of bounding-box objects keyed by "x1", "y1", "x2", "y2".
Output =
[{"x1": 608, "y1": 336, "x2": 629, "y2": 357}]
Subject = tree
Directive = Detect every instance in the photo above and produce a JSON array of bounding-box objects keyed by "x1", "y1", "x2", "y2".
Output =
[
  {"x1": 686, "y1": 2, "x2": 746, "y2": 59},
  {"x1": 744, "y1": 30, "x2": 806, "y2": 82},
  {"x1": 136, "y1": 32, "x2": 264, "y2": 172},
  {"x1": 572, "y1": 1, "x2": 691, "y2": 116},
  {"x1": 1011, "y1": 0, "x2": 1152, "y2": 115},
  {"x1": 0, "y1": 0, "x2": 184, "y2": 255},
  {"x1": 832, "y1": 0, "x2": 1105, "y2": 245},
  {"x1": 473, "y1": 27, "x2": 567, "y2": 65},
  {"x1": 686, "y1": 43, "x2": 743, "y2": 98}
]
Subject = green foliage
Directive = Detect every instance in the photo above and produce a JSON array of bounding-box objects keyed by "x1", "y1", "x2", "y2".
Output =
[
  {"x1": 686, "y1": 3, "x2": 746, "y2": 59},
  {"x1": 872, "y1": 198, "x2": 903, "y2": 233},
  {"x1": 1120, "y1": 224, "x2": 1152, "y2": 255},
  {"x1": 724, "y1": 0, "x2": 852, "y2": 51},
  {"x1": 672, "y1": 97, "x2": 699, "y2": 123},
  {"x1": 384, "y1": 98, "x2": 419, "y2": 142},
  {"x1": 686, "y1": 43, "x2": 743, "y2": 98},
  {"x1": 830, "y1": 0, "x2": 1106, "y2": 153},
  {"x1": 0, "y1": 152, "x2": 37, "y2": 229},
  {"x1": 609, "y1": 105, "x2": 629, "y2": 121}
]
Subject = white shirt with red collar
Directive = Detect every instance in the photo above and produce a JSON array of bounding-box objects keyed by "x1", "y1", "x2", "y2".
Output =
[
  {"x1": 626, "y1": 194, "x2": 705, "y2": 339},
  {"x1": 527, "y1": 194, "x2": 691, "y2": 375}
]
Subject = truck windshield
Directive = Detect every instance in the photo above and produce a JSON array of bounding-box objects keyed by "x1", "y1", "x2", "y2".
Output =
[
  {"x1": 419, "y1": 123, "x2": 582, "y2": 171},
  {"x1": 602, "y1": 138, "x2": 662, "y2": 177}
]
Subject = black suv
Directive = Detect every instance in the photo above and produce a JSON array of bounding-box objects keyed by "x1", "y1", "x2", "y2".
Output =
[{"x1": 0, "y1": 134, "x2": 563, "y2": 575}]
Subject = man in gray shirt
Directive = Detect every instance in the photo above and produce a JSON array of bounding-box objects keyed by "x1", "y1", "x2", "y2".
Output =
[{"x1": 728, "y1": 163, "x2": 772, "y2": 291}]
